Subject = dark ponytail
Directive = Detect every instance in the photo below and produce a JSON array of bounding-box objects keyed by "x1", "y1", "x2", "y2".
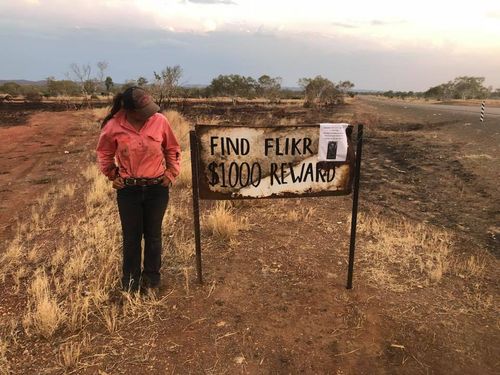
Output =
[
  {"x1": 101, "y1": 86, "x2": 141, "y2": 128},
  {"x1": 101, "y1": 92, "x2": 124, "y2": 128}
]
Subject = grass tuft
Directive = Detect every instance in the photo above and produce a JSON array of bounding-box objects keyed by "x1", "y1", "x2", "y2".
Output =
[{"x1": 205, "y1": 201, "x2": 247, "y2": 241}]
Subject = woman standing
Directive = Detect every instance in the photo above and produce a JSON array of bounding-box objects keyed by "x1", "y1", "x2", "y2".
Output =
[{"x1": 96, "y1": 86, "x2": 181, "y2": 293}]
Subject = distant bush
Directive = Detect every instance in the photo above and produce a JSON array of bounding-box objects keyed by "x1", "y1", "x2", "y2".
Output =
[
  {"x1": 0, "y1": 82, "x2": 22, "y2": 96},
  {"x1": 25, "y1": 92, "x2": 43, "y2": 102}
]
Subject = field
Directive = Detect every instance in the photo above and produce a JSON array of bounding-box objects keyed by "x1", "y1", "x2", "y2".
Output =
[{"x1": 0, "y1": 97, "x2": 498, "y2": 374}]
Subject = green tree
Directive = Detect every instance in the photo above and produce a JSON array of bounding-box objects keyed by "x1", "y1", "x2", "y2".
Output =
[
  {"x1": 45, "y1": 77, "x2": 80, "y2": 97},
  {"x1": 452, "y1": 76, "x2": 489, "y2": 99},
  {"x1": 337, "y1": 80, "x2": 355, "y2": 94},
  {"x1": 256, "y1": 75, "x2": 282, "y2": 102},
  {"x1": 298, "y1": 76, "x2": 343, "y2": 106},
  {"x1": 137, "y1": 77, "x2": 148, "y2": 87},
  {"x1": 0, "y1": 82, "x2": 21, "y2": 96},
  {"x1": 207, "y1": 74, "x2": 257, "y2": 99},
  {"x1": 104, "y1": 76, "x2": 114, "y2": 92},
  {"x1": 425, "y1": 76, "x2": 489, "y2": 100}
]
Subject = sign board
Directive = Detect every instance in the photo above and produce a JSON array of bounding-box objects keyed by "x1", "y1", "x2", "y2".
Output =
[
  {"x1": 189, "y1": 123, "x2": 364, "y2": 289},
  {"x1": 195, "y1": 124, "x2": 355, "y2": 200}
]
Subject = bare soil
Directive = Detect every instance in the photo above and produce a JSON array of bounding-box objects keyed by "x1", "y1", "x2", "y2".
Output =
[{"x1": 0, "y1": 98, "x2": 498, "y2": 374}]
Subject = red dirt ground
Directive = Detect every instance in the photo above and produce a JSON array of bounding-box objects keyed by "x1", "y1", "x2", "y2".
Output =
[
  {"x1": 0, "y1": 111, "x2": 94, "y2": 235},
  {"x1": 0, "y1": 100, "x2": 498, "y2": 374}
]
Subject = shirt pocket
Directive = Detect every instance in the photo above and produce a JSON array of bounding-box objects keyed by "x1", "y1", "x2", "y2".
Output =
[
  {"x1": 145, "y1": 133, "x2": 164, "y2": 155},
  {"x1": 116, "y1": 133, "x2": 132, "y2": 156},
  {"x1": 146, "y1": 133, "x2": 163, "y2": 143}
]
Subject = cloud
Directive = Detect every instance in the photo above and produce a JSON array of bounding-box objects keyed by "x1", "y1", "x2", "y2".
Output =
[
  {"x1": 185, "y1": 0, "x2": 237, "y2": 4},
  {"x1": 370, "y1": 19, "x2": 406, "y2": 26},
  {"x1": 486, "y1": 11, "x2": 500, "y2": 19},
  {"x1": 331, "y1": 22, "x2": 357, "y2": 29},
  {"x1": 2, "y1": 24, "x2": 499, "y2": 91}
]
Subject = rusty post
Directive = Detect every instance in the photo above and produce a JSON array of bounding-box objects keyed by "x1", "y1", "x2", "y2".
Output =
[
  {"x1": 189, "y1": 130, "x2": 203, "y2": 284},
  {"x1": 346, "y1": 124, "x2": 364, "y2": 289}
]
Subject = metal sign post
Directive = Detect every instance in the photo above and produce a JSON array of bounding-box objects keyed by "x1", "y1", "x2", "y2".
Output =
[
  {"x1": 189, "y1": 130, "x2": 203, "y2": 284},
  {"x1": 346, "y1": 125, "x2": 363, "y2": 289}
]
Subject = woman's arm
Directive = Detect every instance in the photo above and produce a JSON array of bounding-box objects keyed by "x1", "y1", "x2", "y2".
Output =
[
  {"x1": 161, "y1": 116, "x2": 181, "y2": 184},
  {"x1": 96, "y1": 125, "x2": 119, "y2": 181}
]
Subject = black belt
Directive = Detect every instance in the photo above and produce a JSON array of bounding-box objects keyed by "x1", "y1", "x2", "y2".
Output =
[{"x1": 123, "y1": 176, "x2": 164, "y2": 186}]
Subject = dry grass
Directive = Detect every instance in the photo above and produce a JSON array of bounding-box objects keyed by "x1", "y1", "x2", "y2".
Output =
[
  {"x1": 451, "y1": 254, "x2": 488, "y2": 279},
  {"x1": 0, "y1": 240, "x2": 23, "y2": 282},
  {"x1": 284, "y1": 209, "x2": 300, "y2": 222},
  {"x1": 92, "y1": 106, "x2": 111, "y2": 122},
  {"x1": 354, "y1": 213, "x2": 453, "y2": 291},
  {"x1": 23, "y1": 269, "x2": 66, "y2": 338},
  {"x1": 175, "y1": 151, "x2": 192, "y2": 188},
  {"x1": 354, "y1": 212, "x2": 497, "y2": 293},
  {"x1": 194, "y1": 115, "x2": 222, "y2": 125},
  {"x1": 204, "y1": 201, "x2": 247, "y2": 241},
  {"x1": 0, "y1": 339, "x2": 8, "y2": 375},
  {"x1": 0, "y1": 158, "x2": 182, "y2": 350},
  {"x1": 99, "y1": 305, "x2": 119, "y2": 334},
  {"x1": 459, "y1": 154, "x2": 495, "y2": 161},
  {"x1": 278, "y1": 117, "x2": 299, "y2": 126},
  {"x1": 163, "y1": 110, "x2": 193, "y2": 189},
  {"x1": 57, "y1": 341, "x2": 82, "y2": 372},
  {"x1": 163, "y1": 110, "x2": 191, "y2": 150}
]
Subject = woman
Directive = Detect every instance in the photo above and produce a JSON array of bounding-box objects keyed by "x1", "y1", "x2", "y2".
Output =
[{"x1": 96, "y1": 86, "x2": 181, "y2": 293}]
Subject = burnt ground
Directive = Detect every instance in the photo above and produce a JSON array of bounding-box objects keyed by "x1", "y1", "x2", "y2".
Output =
[
  {"x1": 355, "y1": 97, "x2": 499, "y2": 254},
  {"x1": 0, "y1": 98, "x2": 498, "y2": 374}
]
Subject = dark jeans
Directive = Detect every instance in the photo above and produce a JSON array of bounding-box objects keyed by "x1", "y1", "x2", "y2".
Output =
[{"x1": 116, "y1": 184, "x2": 169, "y2": 291}]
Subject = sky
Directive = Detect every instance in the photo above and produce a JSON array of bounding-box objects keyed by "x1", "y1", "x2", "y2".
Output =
[{"x1": 1, "y1": 0, "x2": 499, "y2": 91}]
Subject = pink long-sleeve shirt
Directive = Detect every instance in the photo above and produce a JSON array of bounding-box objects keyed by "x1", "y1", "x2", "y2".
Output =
[{"x1": 96, "y1": 110, "x2": 181, "y2": 183}]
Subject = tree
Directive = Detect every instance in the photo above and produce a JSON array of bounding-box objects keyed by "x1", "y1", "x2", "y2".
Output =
[
  {"x1": 424, "y1": 83, "x2": 454, "y2": 100},
  {"x1": 96, "y1": 61, "x2": 108, "y2": 92},
  {"x1": 104, "y1": 76, "x2": 114, "y2": 93},
  {"x1": 256, "y1": 75, "x2": 282, "y2": 102},
  {"x1": 70, "y1": 63, "x2": 92, "y2": 93},
  {"x1": 424, "y1": 76, "x2": 490, "y2": 100},
  {"x1": 152, "y1": 65, "x2": 183, "y2": 108},
  {"x1": 137, "y1": 77, "x2": 148, "y2": 87},
  {"x1": 0, "y1": 82, "x2": 22, "y2": 96},
  {"x1": 298, "y1": 76, "x2": 343, "y2": 106},
  {"x1": 452, "y1": 76, "x2": 489, "y2": 99},
  {"x1": 84, "y1": 79, "x2": 98, "y2": 96},
  {"x1": 207, "y1": 74, "x2": 257, "y2": 100},
  {"x1": 45, "y1": 76, "x2": 80, "y2": 97},
  {"x1": 337, "y1": 81, "x2": 355, "y2": 95}
]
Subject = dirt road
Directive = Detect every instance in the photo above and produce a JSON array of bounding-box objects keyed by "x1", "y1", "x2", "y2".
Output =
[
  {"x1": 364, "y1": 96, "x2": 500, "y2": 116},
  {"x1": 0, "y1": 111, "x2": 95, "y2": 234}
]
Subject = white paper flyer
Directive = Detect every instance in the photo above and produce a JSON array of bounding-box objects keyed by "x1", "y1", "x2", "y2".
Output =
[{"x1": 318, "y1": 123, "x2": 348, "y2": 162}]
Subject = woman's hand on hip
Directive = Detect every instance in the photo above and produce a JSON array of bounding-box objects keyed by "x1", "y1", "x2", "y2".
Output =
[
  {"x1": 112, "y1": 176, "x2": 125, "y2": 189},
  {"x1": 161, "y1": 176, "x2": 172, "y2": 188}
]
